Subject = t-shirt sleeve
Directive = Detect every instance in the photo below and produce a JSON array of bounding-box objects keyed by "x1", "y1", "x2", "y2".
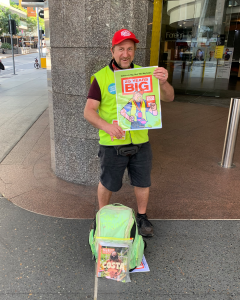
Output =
[
  {"x1": 87, "y1": 78, "x2": 101, "y2": 101},
  {"x1": 124, "y1": 102, "x2": 132, "y2": 112}
]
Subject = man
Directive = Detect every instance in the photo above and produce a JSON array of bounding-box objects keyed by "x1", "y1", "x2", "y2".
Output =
[
  {"x1": 193, "y1": 49, "x2": 204, "y2": 61},
  {"x1": 104, "y1": 251, "x2": 123, "y2": 279},
  {"x1": 209, "y1": 51, "x2": 215, "y2": 61},
  {"x1": 84, "y1": 29, "x2": 174, "y2": 237}
]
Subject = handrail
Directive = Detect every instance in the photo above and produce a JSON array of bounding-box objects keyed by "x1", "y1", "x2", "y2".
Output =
[{"x1": 220, "y1": 98, "x2": 240, "y2": 168}]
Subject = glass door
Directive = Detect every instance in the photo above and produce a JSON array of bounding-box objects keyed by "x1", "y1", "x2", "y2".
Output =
[{"x1": 160, "y1": 0, "x2": 240, "y2": 98}]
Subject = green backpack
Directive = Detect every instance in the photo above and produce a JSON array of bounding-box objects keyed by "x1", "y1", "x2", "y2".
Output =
[{"x1": 89, "y1": 204, "x2": 145, "y2": 270}]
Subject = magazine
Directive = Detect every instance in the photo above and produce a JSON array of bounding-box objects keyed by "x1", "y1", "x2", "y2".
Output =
[
  {"x1": 114, "y1": 66, "x2": 162, "y2": 131},
  {"x1": 96, "y1": 241, "x2": 131, "y2": 283},
  {"x1": 130, "y1": 255, "x2": 150, "y2": 273}
]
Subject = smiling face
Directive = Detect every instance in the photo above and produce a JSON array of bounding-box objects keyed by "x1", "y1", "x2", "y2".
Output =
[
  {"x1": 110, "y1": 251, "x2": 119, "y2": 261},
  {"x1": 111, "y1": 39, "x2": 135, "y2": 69}
]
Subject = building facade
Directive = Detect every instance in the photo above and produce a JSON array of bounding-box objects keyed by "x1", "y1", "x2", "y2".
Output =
[{"x1": 160, "y1": 0, "x2": 240, "y2": 98}]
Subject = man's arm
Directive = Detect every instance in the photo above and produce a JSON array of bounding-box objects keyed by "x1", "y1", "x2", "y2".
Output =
[
  {"x1": 84, "y1": 98, "x2": 125, "y2": 141},
  {"x1": 120, "y1": 107, "x2": 134, "y2": 122},
  {"x1": 120, "y1": 101, "x2": 135, "y2": 122},
  {"x1": 153, "y1": 67, "x2": 174, "y2": 102}
]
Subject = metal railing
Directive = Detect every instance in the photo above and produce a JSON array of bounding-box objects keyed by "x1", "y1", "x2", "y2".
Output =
[{"x1": 220, "y1": 98, "x2": 240, "y2": 168}]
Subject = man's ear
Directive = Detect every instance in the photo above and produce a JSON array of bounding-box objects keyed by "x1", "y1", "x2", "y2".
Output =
[{"x1": 110, "y1": 47, "x2": 114, "y2": 59}]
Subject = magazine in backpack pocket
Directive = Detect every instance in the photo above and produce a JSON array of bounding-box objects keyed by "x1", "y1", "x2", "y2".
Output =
[{"x1": 96, "y1": 239, "x2": 133, "y2": 283}]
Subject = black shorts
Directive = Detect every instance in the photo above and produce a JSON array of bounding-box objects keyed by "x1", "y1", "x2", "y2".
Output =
[{"x1": 98, "y1": 142, "x2": 152, "y2": 192}]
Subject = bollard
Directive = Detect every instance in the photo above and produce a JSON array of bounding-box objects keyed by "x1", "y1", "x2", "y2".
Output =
[{"x1": 221, "y1": 98, "x2": 240, "y2": 168}]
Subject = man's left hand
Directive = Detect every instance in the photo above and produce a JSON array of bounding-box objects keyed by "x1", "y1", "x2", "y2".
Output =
[{"x1": 153, "y1": 67, "x2": 168, "y2": 85}]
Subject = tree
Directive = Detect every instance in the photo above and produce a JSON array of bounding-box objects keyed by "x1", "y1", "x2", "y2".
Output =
[
  {"x1": 26, "y1": 16, "x2": 45, "y2": 34},
  {"x1": 26, "y1": 16, "x2": 37, "y2": 32},
  {"x1": 0, "y1": 5, "x2": 20, "y2": 35}
]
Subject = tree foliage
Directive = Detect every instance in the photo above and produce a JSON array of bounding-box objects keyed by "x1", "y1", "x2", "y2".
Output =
[
  {"x1": 26, "y1": 16, "x2": 37, "y2": 32},
  {"x1": 1, "y1": 42, "x2": 12, "y2": 49},
  {"x1": 0, "y1": 5, "x2": 20, "y2": 35},
  {"x1": 26, "y1": 16, "x2": 45, "y2": 33},
  {"x1": 10, "y1": 1, "x2": 27, "y2": 13},
  {"x1": 0, "y1": 4, "x2": 45, "y2": 36}
]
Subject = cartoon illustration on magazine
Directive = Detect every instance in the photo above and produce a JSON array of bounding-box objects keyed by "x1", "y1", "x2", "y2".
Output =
[
  {"x1": 120, "y1": 90, "x2": 158, "y2": 129},
  {"x1": 115, "y1": 67, "x2": 162, "y2": 131}
]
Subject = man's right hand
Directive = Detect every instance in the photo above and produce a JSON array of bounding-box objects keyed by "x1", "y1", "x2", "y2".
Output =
[
  {"x1": 103, "y1": 123, "x2": 125, "y2": 141},
  {"x1": 84, "y1": 98, "x2": 125, "y2": 141}
]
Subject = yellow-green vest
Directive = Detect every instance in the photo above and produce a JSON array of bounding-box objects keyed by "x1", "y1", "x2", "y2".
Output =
[{"x1": 91, "y1": 65, "x2": 149, "y2": 146}]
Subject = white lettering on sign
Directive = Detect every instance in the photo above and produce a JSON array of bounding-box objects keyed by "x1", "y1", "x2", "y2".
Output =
[
  {"x1": 146, "y1": 96, "x2": 155, "y2": 101},
  {"x1": 121, "y1": 75, "x2": 153, "y2": 95},
  {"x1": 166, "y1": 32, "x2": 184, "y2": 40}
]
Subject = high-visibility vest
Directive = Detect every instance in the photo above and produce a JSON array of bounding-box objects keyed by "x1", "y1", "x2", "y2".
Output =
[{"x1": 91, "y1": 65, "x2": 149, "y2": 146}]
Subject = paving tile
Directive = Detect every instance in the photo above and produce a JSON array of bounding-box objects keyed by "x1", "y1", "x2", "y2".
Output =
[
  {"x1": 96, "y1": 220, "x2": 240, "y2": 299},
  {"x1": 0, "y1": 199, "x2": 95, "y2": 299},
  {"x1": 8, "y1": 187, "x2": 96, "y2": 219},
  {"x1": 1, "y1": 196, "x2": 240, "y2": 299},
  {"x1": 1, "y1": 99, "x2": 240, "y2": 220}
]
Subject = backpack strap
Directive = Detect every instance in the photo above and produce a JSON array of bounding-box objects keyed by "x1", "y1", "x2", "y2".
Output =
[{"x1": 131, "y1": 213, "x2": 138, "y2": 240}]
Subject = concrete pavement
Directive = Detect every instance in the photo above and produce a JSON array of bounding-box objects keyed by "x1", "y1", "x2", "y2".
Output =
[
  {"x1": 1, "y1": 55, "x2": 240, "y2": 299},
  {"x1": 0, "y1": 54, "x2": 48, "y2": 162}
]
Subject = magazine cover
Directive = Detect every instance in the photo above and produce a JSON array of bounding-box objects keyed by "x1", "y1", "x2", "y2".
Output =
[
  {"x1": 114, "y1": 66, "x2": 162, "y2": 131},
  {"x1": 96, "y1": 242, "x2": 131, "y2": 283},
  {"x1": 130, "y1": 255, "x2": 150, "y2": 273}
]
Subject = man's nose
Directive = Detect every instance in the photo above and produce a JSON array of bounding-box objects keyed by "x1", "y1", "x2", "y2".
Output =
[{"x1": 122, "y1": 49, "x2": 128, "y2": 57}]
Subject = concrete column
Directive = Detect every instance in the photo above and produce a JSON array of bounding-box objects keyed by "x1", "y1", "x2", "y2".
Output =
[{"x1": 47, "y1": 0, "x2": 153, "y2": 185}]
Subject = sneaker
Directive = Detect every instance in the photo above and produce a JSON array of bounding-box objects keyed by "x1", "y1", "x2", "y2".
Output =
[{"x1": 136, "y1": 214, "x2": 154, "y2": 237}]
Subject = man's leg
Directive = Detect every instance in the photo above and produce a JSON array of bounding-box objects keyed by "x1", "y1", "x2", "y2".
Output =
[
  {"x1": 134, "y1": 186, "x2": 149, "y2": 214},
  {"x1": 98, "y1": 181, "x2": 112, "y2": 209},
  {"x1": 134, "y1": 186, "x2": 153, "y2": 237},
  {"x1": 128, "y1": 142, "x2": 153, "y2": 237},
  {"x1": 97, "y1": 145, "x2": 127, "y2": 210}
]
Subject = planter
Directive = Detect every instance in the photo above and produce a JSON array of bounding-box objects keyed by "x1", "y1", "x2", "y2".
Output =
[{"x1": 3, "y1": 49, "x2": 18, "y2": 54}]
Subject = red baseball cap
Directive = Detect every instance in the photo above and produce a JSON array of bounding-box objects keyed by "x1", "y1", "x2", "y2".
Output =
[{"x1": 112, "y1": 29, "x2": 139, "y2": 47}]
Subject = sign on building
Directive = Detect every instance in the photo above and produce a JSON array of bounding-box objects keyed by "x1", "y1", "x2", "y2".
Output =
[{"x1": 27, "y1": 7, "x2": 36, "y2": 17}]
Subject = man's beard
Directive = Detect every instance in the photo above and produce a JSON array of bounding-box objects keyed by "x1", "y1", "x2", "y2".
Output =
[
  {"x1": 110, "y1": 255, "x2": 119, "y2": 261},
  {"x1": 119, "y1": 60, "x2": 131, "y2": 68},
  {"x1": 114, "y1": 58, "x2": 131, "y2": 69}
]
